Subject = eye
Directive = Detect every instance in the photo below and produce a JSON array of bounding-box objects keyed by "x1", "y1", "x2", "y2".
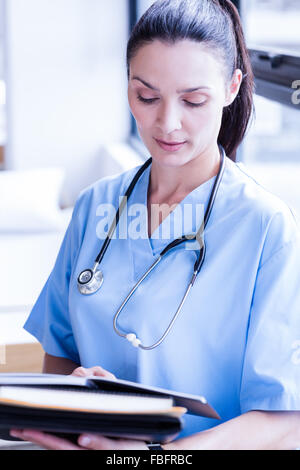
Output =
[
  {"x1": 137, "y1": 95, "x2": 159, "y2": 104},
  {"x1": 184, "y1": 100, "x2": 206, "y2": 108}
]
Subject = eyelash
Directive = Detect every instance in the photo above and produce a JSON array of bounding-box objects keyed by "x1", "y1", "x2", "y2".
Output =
[{"x1": 137, "y1": 95, "x2": 205, "y2": 108}]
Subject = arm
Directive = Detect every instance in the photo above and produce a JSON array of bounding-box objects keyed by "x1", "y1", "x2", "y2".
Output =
[
  {"x1": 42, "y1": 354, "x2": 117, "y2": 381},
  {"x1": 42, "y1": 353, "x2": 80, "y2": 375},
  {"x1": 165, "y1": 410, "x2": 300, "y2": 450}
]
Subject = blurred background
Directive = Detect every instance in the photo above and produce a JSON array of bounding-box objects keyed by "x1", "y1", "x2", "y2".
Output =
[{"x1": 0, "y1": 0, "x2": 299, "y2": 373}]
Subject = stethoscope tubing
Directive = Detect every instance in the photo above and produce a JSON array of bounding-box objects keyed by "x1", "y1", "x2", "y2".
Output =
[
  {"x1": 78, "y1": 146, "x2": 226, "y2": 349},
  {"x1": 113, "y1": 249, "x2": 205, "y2": 350},
  {"x1": 94, "y1": 159, "x2": 153, "y2": 266}
]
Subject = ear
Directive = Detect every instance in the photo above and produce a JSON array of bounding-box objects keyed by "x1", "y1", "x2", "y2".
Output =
[{"x1": 224, "y1": 69, "x2": 243, "y2": 107}]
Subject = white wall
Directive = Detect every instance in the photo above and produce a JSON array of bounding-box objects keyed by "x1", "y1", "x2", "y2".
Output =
[
  {"x1": 138, "y1": 0, "x2": 154, "y2": 16},
  {"x1": 4, "y1": 0, "x2": 130, "y2": 206},
  {"x1": 0, "y1": 0, "x2": 5, "y2": 79}
]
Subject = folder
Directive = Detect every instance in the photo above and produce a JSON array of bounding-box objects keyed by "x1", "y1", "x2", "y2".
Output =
[{"x1": 0, "y1": 373, "x2": 220, "y2": 444}]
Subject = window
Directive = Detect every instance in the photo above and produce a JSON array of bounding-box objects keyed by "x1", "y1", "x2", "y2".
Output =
[
  {"x1": 242, "y1": 0, "x2": 300, "y2": 218},
  {"x1": 244, "y1": 0, "x2": 300, "y2": 54},
  {"x1": 243, "y1": 0, "x2": 300, "y2": 111},
  {"x1": 138, "y1": 0, "x2": 153, "y2": 17}
]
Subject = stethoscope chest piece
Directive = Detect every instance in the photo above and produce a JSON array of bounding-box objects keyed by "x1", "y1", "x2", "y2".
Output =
[{"x1": 77, "y1": 268, "x2": 104, "y2": 295}]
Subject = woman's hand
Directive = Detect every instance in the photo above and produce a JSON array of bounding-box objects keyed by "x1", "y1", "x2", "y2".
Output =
[
  {"x1": 71, "y1": 365, "x2": 117, "y2": 380},
  {"x1": 9, "y1": 364, "x2": 122, "y2": 449},
  {"x1": 9, "y1": 430, "x2": 149, "y2": 450}
]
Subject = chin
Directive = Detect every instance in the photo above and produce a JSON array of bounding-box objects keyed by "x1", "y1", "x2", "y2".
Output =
[{"x1": 151, "y1": 150, "x2": 194, "y2": 168}]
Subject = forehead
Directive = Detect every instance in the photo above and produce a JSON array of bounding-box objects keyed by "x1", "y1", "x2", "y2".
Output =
[{"x1": 129, "y1": 39, "x2": 225, "y2": 90}]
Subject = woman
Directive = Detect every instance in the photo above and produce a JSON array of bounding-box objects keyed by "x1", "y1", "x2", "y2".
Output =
[{"x1": 11, "y1": 0, "x2": 300, "y2": 450}]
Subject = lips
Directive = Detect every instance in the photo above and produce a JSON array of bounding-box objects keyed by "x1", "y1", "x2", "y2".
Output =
[{"x1": 155, "y1": 138, "x2": 187, "y2": 152}]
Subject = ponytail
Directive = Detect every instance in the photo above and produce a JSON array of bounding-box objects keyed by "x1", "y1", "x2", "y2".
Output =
[{"x1": 216, "y1": 0, "x2": 255, "y2": 160}]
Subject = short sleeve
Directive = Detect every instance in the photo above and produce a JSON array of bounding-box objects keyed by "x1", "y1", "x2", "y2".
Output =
[
  {"x1": 240, "y1": 227, "x2": 300, "y2": 413},
  {"x1": 23, "y1": 190, "x2": 91, "y2": 363}
]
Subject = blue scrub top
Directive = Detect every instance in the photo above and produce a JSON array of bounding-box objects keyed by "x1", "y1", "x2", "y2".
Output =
[{"x1": 24, "y1": 155, "x2": 300, "y2": 439}]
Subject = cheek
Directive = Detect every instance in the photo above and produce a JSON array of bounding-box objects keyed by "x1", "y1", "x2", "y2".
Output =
[
  {"x1": 130, "y1": 103, "x2": 154, "y2": 132},
  {"x1": 187, "y1": 104, "x2": 223, "y2": 139},
  {"x1": 128, "y1": 92, "x2": 153, "y2": 130}
]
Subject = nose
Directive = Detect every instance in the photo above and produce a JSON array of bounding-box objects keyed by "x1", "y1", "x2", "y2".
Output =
[{"x1": 156, "y1": 101, "x2": 182, "y2": 134}]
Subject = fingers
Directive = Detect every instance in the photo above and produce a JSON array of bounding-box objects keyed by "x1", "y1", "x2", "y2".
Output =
[
  {"x1": 10, "y1": 429, "x2": 148, "y2": 450},
  {"x1": 78, "y1": 434, "x2": 148, "y2": 450},
  {"x1": 71, "y1": 366, "x2": 116, "y2": 380},
  {"x1": 10, "y1": 429, "x2": 83, "y2": 451}
]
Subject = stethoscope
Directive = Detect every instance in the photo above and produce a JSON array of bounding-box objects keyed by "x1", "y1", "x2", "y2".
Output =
[{"x1": 77, "y1": 145, "x2": 226, "y2": 350}]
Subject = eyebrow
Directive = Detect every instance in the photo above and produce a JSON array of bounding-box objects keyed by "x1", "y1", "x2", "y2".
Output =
[{"x1": 132, "y1": 76, "x2": 211, "y2": 93}]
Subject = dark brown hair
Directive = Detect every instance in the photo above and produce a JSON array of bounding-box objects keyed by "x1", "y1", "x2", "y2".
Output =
[{"x1": 127, "y1": 0, "x2": 255, "y2": 161}]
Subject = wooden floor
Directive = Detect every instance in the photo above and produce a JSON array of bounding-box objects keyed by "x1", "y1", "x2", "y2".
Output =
[
  {"x1": 0, "y1": 343, "x2": 44, "y2": 373},
  {"x1": 0, "y1": 342, "x2": 45, "y2": 449},
  {"x1": 0, "y1": 146, "x2": 4, "y2": 166}
]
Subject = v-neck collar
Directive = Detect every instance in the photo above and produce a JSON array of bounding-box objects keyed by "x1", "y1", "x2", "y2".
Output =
[
  {"x1": 126, "y1": 161, "x2": 220, "y2": 280},
  {"x1": 148, "y1": 174, "x2": 217, "y2": 255}
]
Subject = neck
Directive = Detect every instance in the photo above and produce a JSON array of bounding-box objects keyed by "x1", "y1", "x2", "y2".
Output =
[{"x1": 148, "y1": 144, "x2": 222, "y2": 205}]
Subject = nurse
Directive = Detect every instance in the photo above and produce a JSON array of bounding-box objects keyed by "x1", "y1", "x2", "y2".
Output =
[{"x1": 11, "y1": 0, "x2": 300, "y2": 450}]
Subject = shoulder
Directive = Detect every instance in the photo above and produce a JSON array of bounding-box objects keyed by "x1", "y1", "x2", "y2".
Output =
[
  {"x1": 224, "y1": 158, "x2": 290, "y2": 211},
  {"x1": 66, "y1": 165, "x2": 144, "y2": 238},
  {"x1": 224, "y1": 157, "x2": 297, "y2": 224},
  {"x1": 223, "y1": 158, "x2": 300, "y2": 264},
  {"x1": 78, "y1": 165, "x2": 142, "y2": 206},
  {"x1": 72, "y1": 165, "x2": 143, "y2": 217}
]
